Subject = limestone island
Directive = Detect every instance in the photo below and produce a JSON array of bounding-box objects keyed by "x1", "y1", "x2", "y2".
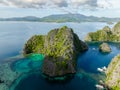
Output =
[
  {"x1": 23, "y1": 26, "x2": 88, "y2": 80},
  {"x1": 99, "y1": 43, "x2": 111, "y2": 53},
  {"x1": 85, "y1": 22, "x2": 120, "y2": 42}
]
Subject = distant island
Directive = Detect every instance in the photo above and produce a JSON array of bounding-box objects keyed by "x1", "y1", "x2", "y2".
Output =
[
  {"x1": 24, "y1": 26, "x2": 88, "y2": 80},
  {"x1": 1, "y1": 14, "x2": 120, "y2": 23}
]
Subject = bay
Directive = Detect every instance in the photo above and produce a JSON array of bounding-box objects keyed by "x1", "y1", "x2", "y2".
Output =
[{"x1": 0, "y1": 21, "x2": 118, "y2": 90}]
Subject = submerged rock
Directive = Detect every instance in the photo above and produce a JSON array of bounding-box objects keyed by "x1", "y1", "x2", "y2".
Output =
[
  {"x1": 106, "y1": 54, "x2": 120, "y2": 89},
  {"x1": 24, "y1": 26, "x2": 88, "y2": 78},
  {"x1": 85, "y1": 21, "x2": 120, "y2": 42},
  {"x1": 99, "y1": 43, "x2": 111, "y2": 53},
  {"x1": 0, "y1": 62, "x2": 20, "y2": 90},
  {"x1": 0, "y1": 84, "x2": 9, "y2": 90},
  {"x1": 0, "y1": 80, "x2": 4, "y2": 83}
]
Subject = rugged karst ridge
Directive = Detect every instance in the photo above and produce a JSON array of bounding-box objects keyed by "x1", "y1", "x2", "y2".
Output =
[
  {"x1": 85, "y1": 22, "x2": 120, "y2": 42},
  {"x1": 106, "y1": 54, "x2": 120, "y2": 89}
]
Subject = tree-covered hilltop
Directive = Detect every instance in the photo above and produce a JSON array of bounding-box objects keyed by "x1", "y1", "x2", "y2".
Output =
[
  {"x1": 24, "y1": 26, "x2": 88, "y2": 78},
  {"x1": 85, "y1": 22, "x2": 120, "y2": 42},
  {"x1": 106, "y1": 54, "x2": 120, "y2": 90}
]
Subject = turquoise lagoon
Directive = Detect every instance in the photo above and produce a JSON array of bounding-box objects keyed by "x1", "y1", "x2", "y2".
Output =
[
  {"x1": 0, "y1": 22, "x2": 119, "y2": 90},
  {"x1": 11, "y1": 54, "x2": 44, "y2": 72}
]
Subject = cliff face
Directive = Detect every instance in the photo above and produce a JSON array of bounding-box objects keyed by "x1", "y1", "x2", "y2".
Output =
[
  {"x1": 24, "y1": 26, "x2": 88, "y2": 77},
  {"x1": 106, "y1": 54, "x2": 120, "y2": 89},
  {"x1": 85, "y1": 22, "x2": 120, "y2": 42}
]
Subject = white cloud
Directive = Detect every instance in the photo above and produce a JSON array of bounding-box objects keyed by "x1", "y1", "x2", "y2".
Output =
[
  {"x1": 0, "y1": 0, "x2": 120, "y2": 10},
  {"x1": 70, "y1": 0, "x2": 89, "y2": 5},
  {"x1": 69, "y1": 0, "x2": 97, "y2": 9},
  {"x1": 0, "y1": 0, "x2": 68, "y2": 8},
  {"x1": 51, "y1": 0, "x2": 68, "y2": 7},
  {"x1": 0, "y1": 0, "x2": 97, "y2": 8},
  {"x1": 97, "y1": 0, "x2": 120, "y2": 9}
]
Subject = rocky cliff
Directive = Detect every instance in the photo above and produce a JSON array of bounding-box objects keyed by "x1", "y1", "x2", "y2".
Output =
[
  {"x1": 85, "y1": 22, "x2": 120, "y2": 42},
  {"x1": 106, "y1": 54, "x2": 120, "y2": 89},
  {"x1": 24, "y1": 26, "x2": 88, "y2": 77},
  {"x1": 99, "y1": 43, "x2": 111, "y2": 53}
]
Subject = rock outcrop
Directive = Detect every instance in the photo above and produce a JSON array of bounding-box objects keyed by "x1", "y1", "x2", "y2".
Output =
[
  {"x1": 85, "y1": 22, "x2": 120, "y2": 42},
  {"x1": 24, "y1": 26, "x2": 88, "y2": 77},
  {"x1": 106, "y1": 54, "x2": 120, "y2": 90},
  {"x1": 99, "y1": 43, "x2": 111, "y2": 53}
]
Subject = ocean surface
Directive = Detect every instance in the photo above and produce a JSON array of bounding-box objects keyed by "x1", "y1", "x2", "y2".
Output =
[{"x1": 0, "y1": 21, "x2": 119, "y2": 90}]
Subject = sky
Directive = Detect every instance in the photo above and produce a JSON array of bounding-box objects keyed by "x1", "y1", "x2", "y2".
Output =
[{"x1": 0, "y1": 0, "x2": 120, "y2": 18}]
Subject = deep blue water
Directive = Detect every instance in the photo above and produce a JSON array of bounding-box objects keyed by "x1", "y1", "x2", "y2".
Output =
[
  {"x1": 0, "y1": 22, "x2": 119, "y2": 90},
  {"x1": 14, "y1": 72, "x2": 97, "y2": 90},
  {"x1": 78, "y1": 42, "x2": 120, "y2": 73}
]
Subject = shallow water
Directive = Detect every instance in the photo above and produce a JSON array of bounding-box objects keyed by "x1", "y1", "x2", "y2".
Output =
[
  {"x1": 11, "y1": 54, "x2": 44, "y2": 73},
  {"x1": 0, "y1": 22, "x2": 118, "y2": 90}
]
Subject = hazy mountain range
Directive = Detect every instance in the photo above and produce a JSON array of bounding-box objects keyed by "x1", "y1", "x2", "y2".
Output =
[{"x1": 0, "y1": 14, "x2": 120, "y2": 23}]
